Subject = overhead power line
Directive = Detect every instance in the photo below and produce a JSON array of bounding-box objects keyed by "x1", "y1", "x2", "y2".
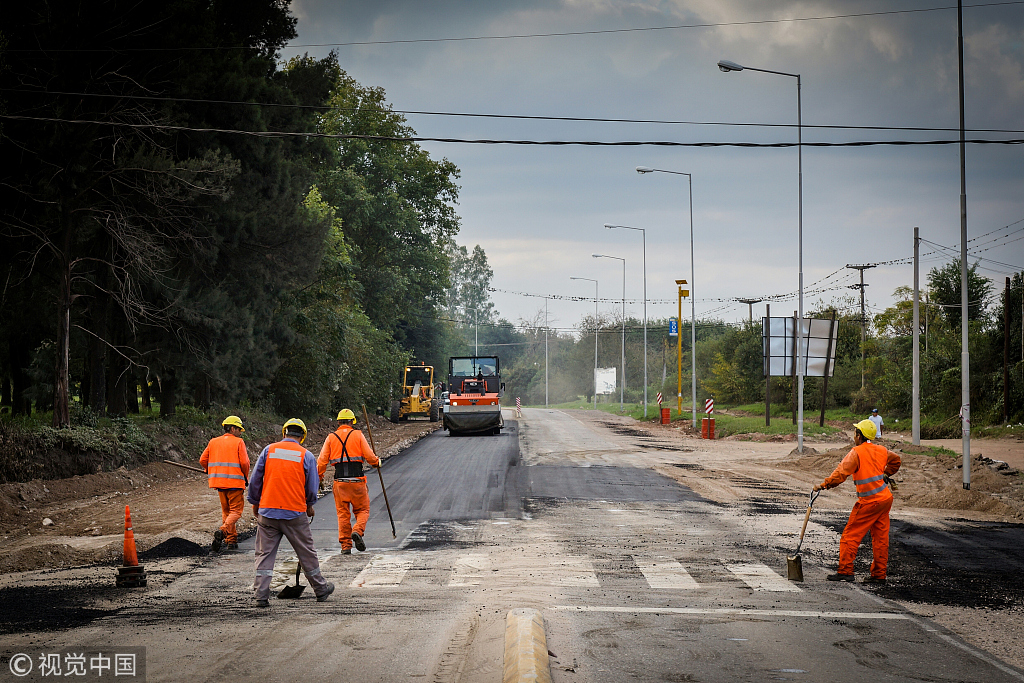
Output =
[
  {"x1": 2, "y1": 114, "x2": 1023, "y2": 147},
  {"x1": 5, "y1": 88, "x2": 1024, "y2": 135},
  {"x1": 5, "y1": 2, "x2": 1023, "y2": 52}
]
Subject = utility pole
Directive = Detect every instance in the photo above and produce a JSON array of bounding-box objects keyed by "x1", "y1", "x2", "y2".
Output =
[
  {"x1": 737, "y1": 298, "x2": 764, "y2": 324},
  {"x1": 544, "y1": 297, "x2": 549, "y2": 408},
  {"x1": 1006, "y1": 277, "x2": 1011, "y2": 424},
  {"x1": 957, "y1": 0, "x2": 972, "y2": 490},
  {"x1": 913, "y1": 229, "x2": 921, "y2": 445},
  {"x1": 847, "y1": 264, "x2": 877, "y2": 389}
]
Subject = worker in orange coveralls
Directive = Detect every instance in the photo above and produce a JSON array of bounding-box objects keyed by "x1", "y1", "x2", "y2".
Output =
[
  {"x1": 200, "y1": 415, "x2": 251, "y2": 551},
  {"x1": 317, "y1": 409, "x2": 380, "y2": 554},
  {"x1": 815, "y1": 419, "x2": 901, "y2": 584}
]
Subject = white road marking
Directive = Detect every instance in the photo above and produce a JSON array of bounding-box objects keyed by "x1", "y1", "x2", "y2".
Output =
[
  {"x1": 633, "y1": 556, "x2": 699, "y2": 589},
  {"x1": 348, "y1": 554, "x2": 413, "y2": 587},
  {"x1": 448, "y1": 554, "x2": 490, "y2": 587},
  {"x1": 552, "y1": 606, "x2": 910, "y2": 620},
  {"x1": 726, "y1": 563, "x2": 801, "y2": 592}
]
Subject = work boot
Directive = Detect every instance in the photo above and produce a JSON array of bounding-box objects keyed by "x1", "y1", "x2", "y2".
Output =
[
  {"x1": 351, "y1": 532, "x2": 366, "y2": 552},
  {"x1": 316, "y1": 582, "x2": 335, "y2": 602},
  {"x1": 212, "y1": 530, "x2": 224, "y2": 552},
  {"x1": 862, "y1": 576, "x2": 887, "y2": 584},
  {"x1": 255, "y1": 599, "x2": 269, "y2": 608},
  {"x1": 826, "y1": 573, "x2": 855, "y2": 582},
  {"x1": 341, "y1": 548, "x2": 352, "y2": 555}
]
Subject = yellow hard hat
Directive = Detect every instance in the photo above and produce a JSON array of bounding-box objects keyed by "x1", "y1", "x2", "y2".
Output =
[
  {"x1": 854, "y1": 419, "x2": 877, "y2": 440},
  {"x1": 336, "y1": 409, "x2": 357, "y2": 423},
  {"x1": 282, "y1": 418, "x2": 308, "y2": 444},
  {"x1": 222, "y1": 415, "x2": 245, "y2": 432}
]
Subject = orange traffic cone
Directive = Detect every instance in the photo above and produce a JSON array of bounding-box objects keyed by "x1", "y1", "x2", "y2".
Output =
[
  {"x1": 122, "y1": 505, "x2": 138, "y2": 567},
  {"x1": 116, "y1": 505, "x2": 147, "y2": 588}
]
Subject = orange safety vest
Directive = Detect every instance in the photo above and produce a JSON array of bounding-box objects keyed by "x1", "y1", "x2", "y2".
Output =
[
  {"x1": 850, "y1": 442, "x2": 893, "y2": 502},
  {"x1": 202, "y1": 434, "x2": 248, "y2": 489},
  {"x1": 326, "y1": 426, "x2": 371, "y2": 482},
  {"x1": 257, "y1": 440, "x2": 309, "y2": 512}
]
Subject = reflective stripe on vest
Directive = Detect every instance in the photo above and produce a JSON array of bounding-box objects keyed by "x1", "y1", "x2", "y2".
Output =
[
  {"x1": 206, "y1": 435, "x2": 247, "y2": 489},
  {"x1": 851, "y1": 443, "x2": 892, "y2": 501},
  {"x1": 258, "y1": 441, "x2": 308, "y2": 512}
]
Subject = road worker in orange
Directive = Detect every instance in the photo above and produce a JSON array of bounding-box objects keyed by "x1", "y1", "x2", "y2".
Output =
[
  {"x1": 815, "y1": 419, "x2": 902, "y2": 584},
  {"x1": 317, "y1": 409, "x2": 380, "y2": 554},
  {"x1": 248, "y1": 418, "x2": 334, "y2": 607},
  {"x1": 200, "y1": 415, "x2": 251, "y2": 551}
]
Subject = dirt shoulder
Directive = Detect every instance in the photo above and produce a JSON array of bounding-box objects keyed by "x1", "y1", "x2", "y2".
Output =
[{"x1": 0, "y1": 416, "x2": 439, "y2": 574}]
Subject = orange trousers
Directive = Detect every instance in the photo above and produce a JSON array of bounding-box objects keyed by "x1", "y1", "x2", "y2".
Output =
[
  {"x1": 218, "y1": 488, "x2": 245, "y2": 544},
  {"x1": 333, "y1": 480, "x2": 370, "y2": 550},
  {"x1": 838, "y1": 496, "x2": 893, "y2": 578}
]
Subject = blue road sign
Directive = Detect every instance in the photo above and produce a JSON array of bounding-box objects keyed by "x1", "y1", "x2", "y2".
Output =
[{"x1": 669, "y1": 318, "x2": 678, "y2": 336}]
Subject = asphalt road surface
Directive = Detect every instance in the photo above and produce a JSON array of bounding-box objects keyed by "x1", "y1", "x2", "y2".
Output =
[{"x1": 2, "y1": 409, "x2": 1022, "y2": 682}]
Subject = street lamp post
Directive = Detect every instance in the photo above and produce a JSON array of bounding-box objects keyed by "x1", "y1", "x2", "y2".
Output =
[
  {"x1": 636, "y1": 166, "x2": 698, "y2": 430},
  {"x1": 570, "y1": 276, "x2": 599, "y2": 409},
  {"x1": 594, "y1": 254, "x2": 626, "y2": 412},
  {"x1": 605, "y1": 224, "x2": 648, "y2": 418},
  {"x1": 717, "y1": 58, "x2": 805, "y2": 453}
]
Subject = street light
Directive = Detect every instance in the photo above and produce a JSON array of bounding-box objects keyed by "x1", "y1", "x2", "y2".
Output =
[
  {"x1": 636, "y1": 166, "x2": 698, "y2": 430},
  {"x1": 718, "y1": 57, "x2": 805, "y2": 453},
  {"x1": 593, "y1": 253, "x2": 626, "y2": 412},
  {"x1": 605, "y1": 223, "x2": 648, "y2": 418},
  {"x1": 570, "y1": 276, "x2": 599, "y2": 409}
]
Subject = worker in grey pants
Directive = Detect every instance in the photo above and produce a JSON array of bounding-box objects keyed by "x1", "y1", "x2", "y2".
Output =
[{"x1": 248, "y1": 419, "x2": 335, "y2": 606}]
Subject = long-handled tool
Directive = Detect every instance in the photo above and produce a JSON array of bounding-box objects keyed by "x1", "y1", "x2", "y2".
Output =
[
  {"x1": 278, "y1": 562, "x2": 306, "y2": 599},
  {"x1": 362, "y1": 404, "x2": 396, "y2": 538},
  {"x1": 163, "y1": 458, "x2": 248, "y2": 486},
  {"x1": 787, "y1": 489, "x2": 821, "y2": 582}
]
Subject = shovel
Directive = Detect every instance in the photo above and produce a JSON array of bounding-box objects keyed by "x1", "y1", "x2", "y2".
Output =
[
  {"x1": 787, "y1": 489, "x2": 821, "y2": 582},
  {"x1": 277, "y1": 562, "x2": 306, "y2": 599}
]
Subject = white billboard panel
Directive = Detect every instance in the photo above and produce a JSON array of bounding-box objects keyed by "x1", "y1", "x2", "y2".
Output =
[{"x1": 595, "y1": 367, "x2": 617, "y2": 395}]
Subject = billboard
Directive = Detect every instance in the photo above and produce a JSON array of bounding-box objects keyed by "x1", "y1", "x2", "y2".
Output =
[
  {"x1": 595, "y1": 367, "x2": 617, "y2": 395},
  {"x1": 762, "y1": 317, "x2": 838, "y2": 378}
]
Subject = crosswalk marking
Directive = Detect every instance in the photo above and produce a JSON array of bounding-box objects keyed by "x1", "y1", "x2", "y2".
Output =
[
  {"x1": 349, "y1": 554, "x2": 413, "y2": 588},
  {"x1": 545, "y1": 557, "x2": 600, "y2": 587},
  {"x1": 726, "y1": 563, "x2": 801, "y2": 592},
  {"x1": 633, "y1": 556, "x2": 699, "y2": 589},
  {"x1": 448, "y1": 554, "x2": 490, "y2": 587}
]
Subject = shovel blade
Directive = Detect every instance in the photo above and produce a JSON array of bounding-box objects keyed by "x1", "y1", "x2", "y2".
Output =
[
  {"x1": 277, "y1": 584, "x2": 306, "y2": 599},
  {"x1": 787, "y1": 554, "x2": 804, "y2": 582}
]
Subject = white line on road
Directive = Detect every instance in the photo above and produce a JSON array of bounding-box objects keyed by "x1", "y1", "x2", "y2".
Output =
[
  {"x1": 349, "y1": 554, "x2": 413, "y2": 588},
  {"x1": 726, "y1": 563, "x2": 802, "y2": 592},
  {"x1": 633, "y1": 556, "x2": 699, "y2": 589},
  {"x1": 552, "y1": 606, "x2": 910, "y2": 620},
  {"x1": 448, "y1": 554, "x2": 490, "y2": 587}
]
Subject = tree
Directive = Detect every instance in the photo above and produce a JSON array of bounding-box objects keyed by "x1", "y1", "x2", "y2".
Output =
[{"x1": 927, "y1": 259, "x2": 993, "y2": 328}]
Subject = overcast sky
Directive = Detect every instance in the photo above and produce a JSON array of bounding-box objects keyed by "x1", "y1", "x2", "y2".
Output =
[{"x1": 280, "y1": 0, "x2": 1024, "y2": 335}]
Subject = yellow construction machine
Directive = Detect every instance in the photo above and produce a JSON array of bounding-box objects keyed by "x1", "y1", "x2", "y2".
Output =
[{"x1": 390, "y1": 362, "x2": 441, "y2": 423}]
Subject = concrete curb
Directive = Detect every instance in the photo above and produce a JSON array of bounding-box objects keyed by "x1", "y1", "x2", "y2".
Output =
[{"x1": 503, "y1": 608, "x2": 552, "y2": 683}]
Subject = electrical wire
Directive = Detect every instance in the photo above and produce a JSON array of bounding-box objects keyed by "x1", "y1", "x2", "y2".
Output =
[
  {"x1": 5, "y1": 88, "x2": 1024, "y2": 135},
  {"x1": 2, "y1": 115, "x2": 1023, "y2": 147},
  {"x1": 6, "y1": 3, "x2": 1022, "y2": 52}
]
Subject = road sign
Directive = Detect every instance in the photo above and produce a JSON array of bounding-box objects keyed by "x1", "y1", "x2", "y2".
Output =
[
  {"x1": 595, "y1": 367, "x2": 617, "y2": 395},
  {"x1": 656, "y1": 392, "x2": 663, "y2": 405},
  {"x1": 668, "y1": 318, "x2": 678, "y2": 337},
  {"x1": 705, "y1": 398, "x2": 714, "y2": 415}
]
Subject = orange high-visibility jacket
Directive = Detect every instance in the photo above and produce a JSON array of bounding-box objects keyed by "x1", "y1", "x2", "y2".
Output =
[
  {"x1": 822, "y1": 442, "x2": 901, "y2": 502},
  {"x1": 258, "y1": 440, "x2": 311, "y2": 512},
  {"x1": 317, "y1": 426, "x2": 379, "y2": 482},
  {"x1": 200, "y1": 433, "x2": 250, "y2": 489}
]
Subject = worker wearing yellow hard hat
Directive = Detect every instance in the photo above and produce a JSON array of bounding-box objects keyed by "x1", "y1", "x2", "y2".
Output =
[
  {"x1": 814, "y1": 418, "x2": 902, "y2": 584},
  {"x1": 317, "y1": 408, "x2": 380, "y2": 554},
  {"x1": 247, "y1": 418, "x2": 334, "y2": 607},
  {"x1": 200, "y1": 416, "x2": 250, "y2": 551}
]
